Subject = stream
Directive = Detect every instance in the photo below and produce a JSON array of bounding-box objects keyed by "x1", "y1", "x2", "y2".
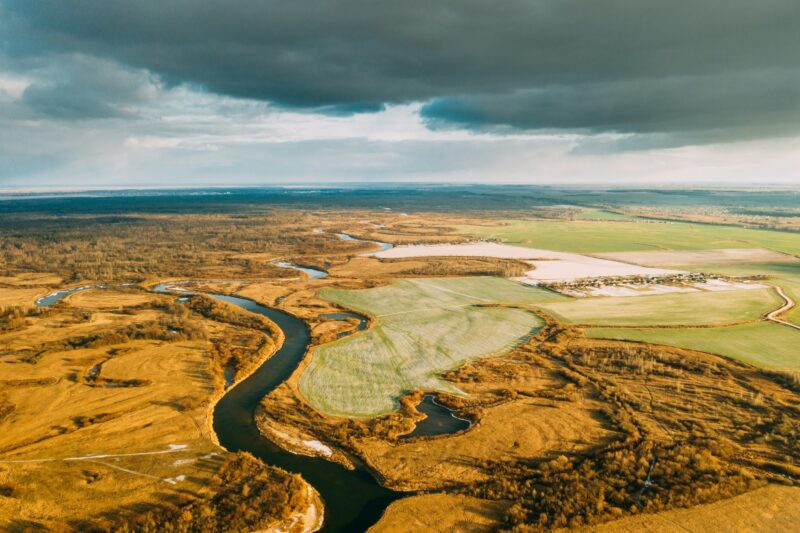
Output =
[
  {"x1": 34, "y1": 232, "x2": 475, "y2": 532},
  {"x1": 36, "y1": 282, "x2": 400, "y2": 532},
  {"x1": 273, "y1": 230, "x2": 394, "y2": 280},
  {"x1": 159, "y1": 287, "x2": 400, "y2": 532}
]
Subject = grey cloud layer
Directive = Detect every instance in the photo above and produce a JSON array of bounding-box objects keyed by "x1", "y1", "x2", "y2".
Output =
[
  {"x1": 20, "y1": 55, "x2": 159, "y2": 119},
  {"x1": 3, "y1": 0, "x2": 800, "y2": 139},
  {"x1": 423, "y1": 70, "x2": 800, "y2": 139}
]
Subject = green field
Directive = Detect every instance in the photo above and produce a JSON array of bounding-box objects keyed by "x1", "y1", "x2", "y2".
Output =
[
  {"x1": 459, "y1": 219, "x2": 800, "y2": 254},
  {"x1": 588, "y1": 323, "x2": 800, "y2": 371},
  {"x1": 299, "y1": 278, "x2": 560, "y2": 416},
  {"x1": 615, "y1": 257, "x2": 799, "y2": 328},
  {"x1": 660, "y1": 261, "x2": 800, "y2": 327},
  {"x1": 538, "y1": 288, "x2": 782, "y2": 326}
]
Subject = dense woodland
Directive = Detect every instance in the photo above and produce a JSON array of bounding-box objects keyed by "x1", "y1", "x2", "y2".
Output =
[{"x1": 0, "y1": 212, "x2": 364, "y2": 282}]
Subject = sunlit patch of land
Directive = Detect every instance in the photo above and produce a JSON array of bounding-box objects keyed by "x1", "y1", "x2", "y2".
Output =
[
  {"x1": 538, "y1": 287, "x2": 782, "y2": 326},
  {"x1": 300, "y1": 278, "x2": 558, "y2": 416},
  {"x1": 459, "y1": 218, "x2": 800, "y2": 254},
  {"x1": 577, "y1": 484, "x2": 800, "y2": 533},
  {"x1": 0, "y1": 286, "x2": 312, "y2": 531},
  {"x1": 0, "y1": 190, "x2": 798, "y2": 532},
  {"x1": 588, "y1": 322, "x2": 800, "y2": 371},
  {"x1": 370, "y1": 493, "x2": 508, "y2": 533}
]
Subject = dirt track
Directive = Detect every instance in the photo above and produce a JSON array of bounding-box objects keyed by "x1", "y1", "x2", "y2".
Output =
[{"x1": 767, "y1": 286, "x2": 800, "y2": 331}]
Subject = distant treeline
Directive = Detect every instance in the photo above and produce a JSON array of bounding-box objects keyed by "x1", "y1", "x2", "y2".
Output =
[{"x1": 2, "y1": 186, "x2": 797, "y2": 216}]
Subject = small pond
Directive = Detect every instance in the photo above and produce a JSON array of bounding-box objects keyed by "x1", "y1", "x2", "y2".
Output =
[{"x1": 402, "y1": 395, "x2": 471, "y2": 439}]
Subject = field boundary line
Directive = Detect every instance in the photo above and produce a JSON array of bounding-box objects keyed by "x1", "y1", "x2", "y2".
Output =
[
  {"x1": 376, "y1": 303, "x2": 475, "y2": 318},
  {"x1": 411, "y1": 279, "x2": 492, "y2": 302},
  {"x1": 0, "y1": 445, "x2": 190, "y2": 463},
  {"x1": 86, "y1": 459, "x2": 166, "y2": 482}
]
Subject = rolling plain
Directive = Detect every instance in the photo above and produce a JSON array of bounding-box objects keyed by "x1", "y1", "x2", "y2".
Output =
[{"x1": 0, "y1": 187, "x2": 798, "y2": 532}]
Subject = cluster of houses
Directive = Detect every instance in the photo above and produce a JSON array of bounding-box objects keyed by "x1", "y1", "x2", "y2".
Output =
[{"x1": 540, "y1": 272, "x2": 767, "y2": 298}]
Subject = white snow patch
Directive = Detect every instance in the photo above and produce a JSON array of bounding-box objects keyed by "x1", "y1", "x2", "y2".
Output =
[
  {"x1": 693, "y1": 280, "x2": 769, "y2": 291},
  {"x1": 301, "y1": 440, "x2": 333, "y2": 457},
  {"x1": 372, "y1": 242, "x2": 682, "y2": 282}
]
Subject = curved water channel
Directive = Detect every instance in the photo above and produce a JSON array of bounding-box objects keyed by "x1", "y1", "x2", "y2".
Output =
[
  {"x1": 39, "y1": 280, "x2": 399, "y2": 531},
  {"x1": 273, "y1": 230, "x2": 394, "y2": 280},
  {"x1": 35, "y1": 231, "x2": 470, "y2": 531},
  {"x1": 153, "y1": 285, "x2": 400, "y2": 532}
]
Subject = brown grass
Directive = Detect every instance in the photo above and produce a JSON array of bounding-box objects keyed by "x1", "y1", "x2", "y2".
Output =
[
  {"x1": 370, "y1": 494, "x2": 509, "y2": 533},
  {"x1": 576, "y1": 484, "x2": 800, "y2": 533},
  {"x1": 0, "y1": 284, "x2": 306, "y2": 531},
  {"x1": 66, "y1": 288, "x2": 160, "y2": 309},
  {"x1": 358, "y1": 357, "x2": 617, "y2": 491}
]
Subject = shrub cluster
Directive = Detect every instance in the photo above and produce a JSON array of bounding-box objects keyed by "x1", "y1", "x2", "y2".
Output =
[{"x1": 118, "y1": 452, "x2": 310, "y2": 532}]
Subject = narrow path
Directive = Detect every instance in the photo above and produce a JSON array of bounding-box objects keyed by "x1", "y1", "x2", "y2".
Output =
[
  {"x1": 0, "y1": 444, "x2": 190, "y2": 463},
  {"x1": 0, "y1": 445, "x2": 193, "y2": 484},
  {"x1": 767, "y1": 286, "x2": 800, "y2": 331}
]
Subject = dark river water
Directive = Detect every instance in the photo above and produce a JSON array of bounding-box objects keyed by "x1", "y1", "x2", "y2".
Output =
[
  {"x1": 402, "y1": 395, "x2": 471, "y2": 439},
  {"x1": 203, "y1": 293, "x2": 399, "y2": 532},
  {"x1": 38, "y1": 283, "x2": 400, "y2": 531},
  {"x1": 35, "y1": 227, "x2": 465, "y2": 532},
  {"x1": 150, "y1": 285, "x2": 400, "y2": 532}
]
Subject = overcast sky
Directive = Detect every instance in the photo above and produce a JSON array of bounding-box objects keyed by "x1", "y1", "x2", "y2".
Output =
[{"x1": 1, "y1": 1, "x2": 798, "y2": 188}]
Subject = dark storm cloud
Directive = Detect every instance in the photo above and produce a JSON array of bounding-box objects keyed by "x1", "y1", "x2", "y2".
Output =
[
  {"x1": 422, "y1": 70, "x2": 800, "y2": 138},
  {"x1": 3, "y1": 0, "x2": 800, "y2": 138},
  {"x1": 20, "y1": 55, "x2": 159, "y2": 119}
]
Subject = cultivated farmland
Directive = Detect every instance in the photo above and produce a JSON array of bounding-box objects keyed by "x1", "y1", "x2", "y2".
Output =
[
  {"x1": 299, "y1": 278, "x2": 557, "y2": 416},
  {"x1": 538, "y1": 287, "x2": 782, "y2": 326},
  {"x1": 459, "y1": 219, "x2": 800, "y2": 254},
  {"x1": 594, "y1": 248, "x2": 798, "y2": 268},
  {"x1": 587, "y1": 322, "x2": 800, "y2": 371}
]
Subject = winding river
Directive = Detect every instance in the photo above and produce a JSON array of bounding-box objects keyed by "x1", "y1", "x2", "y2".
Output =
[
  {"x1": 38, "y1": 282, "x2": 399, "y2": 532},
  {"x1": 183, "y1": 291, "x2": 400, "y2": 532},
  {"x1": 36, "y1": 232, "x2": 472, "y2": 532}
]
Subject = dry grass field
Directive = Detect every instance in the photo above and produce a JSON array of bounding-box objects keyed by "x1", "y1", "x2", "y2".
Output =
[
  {"x1": 65, "y1": 288, "x2": 159, "y2": 309},
  {"x1": 578, "y1": 484, "x2": 800, "y2": 533},
  {"x1": 0, "y1": 286, "x2": 310, "y2": 531},
  {"x1": 0, "y1": 289, "x2": 218, "y2": 528},
  {"x1": 370, "y1": 494, "x2": 508, "y2": 533},
  {"x1": 357, "y1": 357, "x2": 617, "y2": 490}
]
